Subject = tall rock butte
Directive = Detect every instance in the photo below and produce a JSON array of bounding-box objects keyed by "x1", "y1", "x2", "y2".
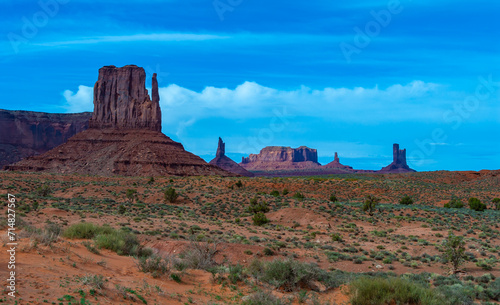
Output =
[
  {"x1": 379, "y1": 143, "x2": 416, "y2": 173},
  {"x1": 209, "y1": 138, "x2": 254, "y2": 177},
  {"x1": 240, "y1": 146, "x2": 321, "y2": 171},
  {"x1": 6, "y1": 65, "x2": 232, "y2": 177}
]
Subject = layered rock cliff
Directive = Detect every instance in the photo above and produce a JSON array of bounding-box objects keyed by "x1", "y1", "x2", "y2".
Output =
[
  {"x1": 0, "y1": 109, "x2": 91, "y2": 169},
  {"x1": 6, "y1": 65, "x2": 232, "y2": 177},
  {"x1": 379, "y1": 144, "x2": 416, "y2": 173},
  {"x1": 89, "y1": 65, "x2": 161, "y2": 131},
  {"x1": 209, "y1": 138, "x2": 254, "y2": 177},
  {"x1": 240, "y1": 146, "x2": 321, "y2": 171}
]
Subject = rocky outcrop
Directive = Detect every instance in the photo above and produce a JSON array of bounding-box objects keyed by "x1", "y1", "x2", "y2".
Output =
[
  {"x1": 6, "y1": 65, "x2": 232, "y2": 177},
  {"x1": 322, "y1": 152, "x2": 354, "y2": 171},
  {"x1": 89, "y1": 65, "x2": 161, "y2": 131},
  {"x1": 209, "y1": 138, "x2": 254, "y2": 177},
  {"x1": 379, "y1": 144, "x2": 416, "y2": 173},
  {"x1": 0, "y1": 109, "x2": 91, "y2": 169},
  {"x1": 240, "y1": 146, "x2": 321, "y2": 171}
]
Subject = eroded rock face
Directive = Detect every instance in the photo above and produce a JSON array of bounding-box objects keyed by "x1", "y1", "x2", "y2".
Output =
[
  {"x1": 89, "y1": 65, "x2": 161, "y2": 132},
  {"x1": 240, "y1": 146, "x2": 321, "y2": 170},
  {"x1": 0, "y1": 109, "x2": 91, "y2": 169},
  {"x1": 6, "y1": 65, "x2": 233, "y2": 177},
  {"x1": 379, "y1": 144, "x2": 416, "y2": 173},
  {"x1": 209, "y1": 137, "x2": 254, "y2": 177}
]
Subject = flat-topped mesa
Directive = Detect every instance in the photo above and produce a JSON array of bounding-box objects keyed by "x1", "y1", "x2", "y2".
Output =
[
  {"x1": 89, "y1": 65, "x2": 161, "y2": 131},
  {"x1": 240, "y1": 146, "x2": 321, "y2": 170},
  {"x1": 379, "y1": 143, "x2": 416, "y2": 173}
]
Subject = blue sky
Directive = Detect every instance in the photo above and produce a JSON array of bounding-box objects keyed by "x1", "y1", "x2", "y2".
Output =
[{"x1": 1, "y1": 0, "x2": 499, "y2": 171}]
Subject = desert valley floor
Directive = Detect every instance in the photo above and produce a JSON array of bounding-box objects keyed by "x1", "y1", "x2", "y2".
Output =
[{"x1": 1, "y1": 170, "x2": 500, "y2": 304}]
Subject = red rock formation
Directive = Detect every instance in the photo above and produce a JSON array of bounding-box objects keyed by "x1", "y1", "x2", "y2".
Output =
[
  {"x1": 322, "y1": 152, "x2": 354, "y2": 171},
  {"x1": 240, "y1": 146, "x2": 321, "y2": 171},
  {"x1": 379, "y1": 144, "x2": 416, "y2": 173},
  {"x1": 0, "y1": 109, "x2": 91, "y2": 169},
  {"x1": 209, "y1": 138, "x2": 254, "y2": 177},
  {"x1": 6, "y1": 65, "x2": 232, "y2": 177},
  {"x1": 89, "y1": 65, "x2": 161, "y2": 131}
]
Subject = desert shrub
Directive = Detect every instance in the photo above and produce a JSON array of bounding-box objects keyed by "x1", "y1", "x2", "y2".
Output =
[
  {"x1": 362, "y1": 195, "x2": 379, "y2": 216},
  {"x1": 437, "y1": 284, "x2": 475, "y2": 305},
  {"x1": 444, "y1": 197, "x2": 464, "y2": 209},
  {"x1": 443, "y1": 232, "x2": 466, "y2": 272},
  {"x1": 182, "y1": 240, "x2": 220, "y2": 270},
  {"x1": 164, "y1": 187, "x2": 179, "y2": 203},
  {"x1": 399, "y1": 195, "x2": 414, "y2": 205},
  {"x1": 118, "y1": 204, "x2": 126, "y2": 214},
  {"x1": 94, "y1": 229, "x2": 140, "y2": 256},
  {"x1": 83, "y1": 241, "x2": 100, "y2": 254},
  {"x1": 241, "y1": 290, "x2": 286, "y2": 305},
  {"x1": 260, "y1": 259, "x2": 328, "y2": 292},
  {"x1": 235, "y1": 180, "x2": 243, "y2": 188},
  {"x1": 79, "y1": 274, "x2": 106, "y2": 290},
  {"x1": 331, "y1": 233, "x2": 343, "y2": 242},
  {"x1": 282, "y1": 189, "x2": 289, "y2": 196},
  {"x1": 137, "y1": 254, "x2": 170, "y2": 278},
  {"x1": 248, "y1": 198, "x2": 270, "y2": 214},
  {"x1": 125, "y1": 189, "x2": 137, "y2": 200},
  {"x1": 329, "y1": 194, "x2": 338, "y2": 202},
  {"x1": 35, "y1": 185, "x2": 52, "y2": 197},
  {"x1": 253, "y1": 213, "x2": 269, "y2": 226},
  {"x1": 26, "y1": 223, "x2": 61, "y2": 246},
  {"x1": 349, "y1": 276, "x2": 446, "y2": 305},
  {"x1": 228, "y1": 263, "x2": 244, "y2": 284},
  {"x1": 270, "y1": 190, "x2": 280, "y2": 197},
  {"x1": 492, "y1": 198, "x2": 500, "y2": 210},
  {"x1": 469, "y1": 197, "x2": 486, "y2": 211},
  {"x1": 292, "y1": 192, "x2": 305, "y2": 201},
  {"x1": 63, "y1": 223, "x2": 114, "y2": 239}
]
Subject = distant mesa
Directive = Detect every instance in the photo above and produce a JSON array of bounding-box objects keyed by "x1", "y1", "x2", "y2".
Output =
[
  {"x1": 0, "y1": 109, "x2": 91, "y2": 169},
  {"x1": 379, "y1": 143, "x2": 416, "y2": 173},
  {"x1": 6, "y1": 65, "x2": 233, "y2": 177},
  {"x1": 240, "y1": 146, "x2": 322, "y2": 171},
  {"x1": 209, "y1": 137, "x2": 254, "y2": 177},
  {"x1": 322, "y1": 152, "x2": 354, "y2": 171}
]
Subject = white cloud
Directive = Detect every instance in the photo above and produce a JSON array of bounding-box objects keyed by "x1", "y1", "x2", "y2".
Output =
[
  {"x1": 63, "y1": 80, "x2": 450, "y2": 134},
  {"x1": 62, "y1": 85, "x2": 93, "y2": 113},
  {"x1": 37, "y1": 33, "x2": 230, "y2": 47}
]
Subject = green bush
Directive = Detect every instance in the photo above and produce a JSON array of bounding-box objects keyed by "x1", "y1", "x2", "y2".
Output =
[
  {"x1": 349, "y1": 277, "x2": 446, "y2": 305},
  {"x1": 125, "y1": 189, "x2": 137, "y2": 201},
  {"x1": 399, "y1": 195, "x2": 414, "y2": 205},
  {"x1": 282, "y1": 189, "x2": 289, "y2": 196},
  {"x1": 444, "y1": 197, "x2": 464, "y2": 209},
  {"x1": 259, "y1": 259, "x2": 328, "y2": 292},
  {"x1": 35, "y1": 185, "x2": 52, "y2": 197},
  {"x1": 362, "y1": 195, "x2": 379, "y2": 216},
  {"x1": 235, "y1": 180, "x2": 243, "y2": 188},
  {"x1": 164, "y1": 187, "x2": 179, "y2": 203},
  {"x1": 468, "y1": 197, "x2": 486, "y2": 211},
  {"x1": 331, "y1": 233, "x2": 343, "y2": 242},
  {"x1": 270, "y1": 190, "x2": 280, "y2": 197},
  {"x1": 252, "y1": 213, "x2": 269, "y2": 226},
  {"x1": 443, "y1": 232, "x2": 466, "y2": 272},
  {"x1": 292, "y1": 192, "x2": 305, "y2": 201},
  {"x1": 329, "y1": 194, "x2": 338, "y2": 202},
  {"x1": 241, "y1": 290, "x2": 286, "y2": 305},
  {"x1": 94, "y1": 230, "x2": 140, "y2": 256},
  {"x1": 63, "y1": 223, "x2": 114, "y2": 239},
  {"x1": 248, "y1": 197, "x2": 270, "y2": 214},
  {"x1": 492, "y1": 198, "x2": 500, "y2": 210}
]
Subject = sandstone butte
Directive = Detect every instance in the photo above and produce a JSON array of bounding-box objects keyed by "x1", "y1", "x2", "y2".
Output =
[
  {"x1": 0, "y1": 109, "x2": 91, "y2": 169},
  {"x1": 379, "y1": 143, "x2": 416, "y2": 173},
  {"x1": 209, "y1": 137, "x2": 254, "y2": 177},
  {"x1": 322, "y1": 152, "x2": 354, "y2": 171},
  {"x1": 5, "y1": 65, "x2": 233, "y2": 177},
  {"x1": 240, "y1": 146, "x2": 322, "y2": 171}
]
